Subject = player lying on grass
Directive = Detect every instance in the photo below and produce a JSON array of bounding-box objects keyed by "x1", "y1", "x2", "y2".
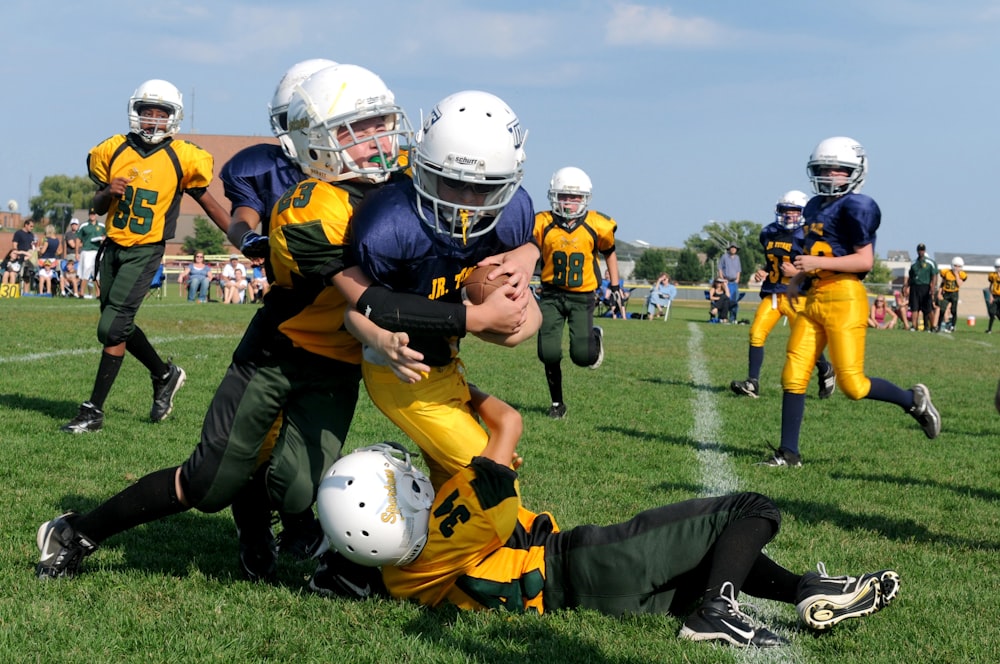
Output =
[{"x1": 316, "y1": 388, "x2": 900, "y2": 649}]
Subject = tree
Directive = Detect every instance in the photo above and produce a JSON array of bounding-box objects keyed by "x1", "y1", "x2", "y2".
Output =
[
  {"x1": 30, "y1": 175, "x2": 95, "y2": 228},
  {"x1": 684, "y1": 219, "x2": 764, "y2": 286},
  {"x1": 864, "y1": 254, "x2": 894, "y2": 295},
  {"x1": 633, "y1": 248, "x2": 669, "y2": 281},
  {"x1": 673, "y1": 248, "x2": 707, "y2": 284},
  {"x1": 181, "y1": 216, "x2": 226, "y2": 256}
]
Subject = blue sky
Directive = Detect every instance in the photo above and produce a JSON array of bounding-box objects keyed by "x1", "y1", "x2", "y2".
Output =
[{"x1": 2, "y1": 1, "x2": 999, "y2": 258}]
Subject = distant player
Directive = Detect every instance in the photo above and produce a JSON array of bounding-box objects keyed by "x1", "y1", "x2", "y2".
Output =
[
  {"x1": 986, "y1": 258, "x2": 1000, "y2": 334},
  {"x1": 731, "y1": 190, "x2": 835, "y2": 399},
  {"x1": 61, "y1": 79, "x2": 230, "y2": 434},
  {"x1": 935, "y1": 256, "x2": 966, "y2": 333},
  {"x1": 534, "y1": 167, "x2": 619, "y2": 419},
  {"x1": 764, "y1": 136, "x2": 940, "y2": 467}
]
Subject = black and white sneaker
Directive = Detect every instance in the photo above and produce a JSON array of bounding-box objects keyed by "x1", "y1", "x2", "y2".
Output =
[
  {"x1": 36, "y1": 512, "x2": 98, "y2": 579},
  {"x1": 908, "y1": 383, "x2": 940, "y2": 439},
  {"x1": 758, "y1": 445, "x2": 802, "y2": 468},
  {"x1": 588, "y1": 326, "x2": 605, "y2": 370},
  {"x1": 730, "y1": 379, "x2": 760, "y2": 398},
  {"x1": 60, "y1": 402, "x2": 104, "y2": 434},
  {"x1": 547, "y1": 402, "x2": 567, "y2": 419},
  {"x1": 309, "y1": 550, "x2": 387, "y2": 600},
  {"x1": 150, "y1": 361, "x2": 186, "y2": 423},
  {"x1": 817, "y1": 362, "x2": 836, "y2": 400},
  {"x1": 679, "y1": 581, "x2": 788, "y2": 647},
  {"x1": 275, "y1": 516, "x2": 328, "y2": 561},
  {"x1": 796, "y1": 562, "x2": 899, "y2": 631}
]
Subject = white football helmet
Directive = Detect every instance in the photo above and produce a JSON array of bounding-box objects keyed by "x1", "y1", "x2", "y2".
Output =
[
  {"x1": 806, "y1": 136, "x2": 867, "y2": 196},
  {"x1": 775, "y1": 189, "x2": 809, "y2": 230},
  {"x1": 548, "y1": 167, "x2": 592, "y2": 219},
  {"x1": 411, "y1": 90, "x2": 526, "y2": 242},
  {"x1": 268, "y1": 58, "x2": 338, "y2": 159},
  {"x1": 951, "y1": 256, "x2": 964, "y2": 269},
  {"x1": 128, "y1": 79, "x2": 183, "y2": 144},
  {"x1": 286, "y1": 64, "x2": 412, "y2": 183},
  {"x1": 994, "y1": 257, "x2": 1000, "y2": 270},
  {"x1": 316, "y1": 443, "x2": 434, "y2": 568}
]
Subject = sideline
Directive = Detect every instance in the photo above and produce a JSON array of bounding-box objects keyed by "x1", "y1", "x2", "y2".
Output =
[
  {"x1": 686, "y1": 322, "x2": 806, "y2": 663},
  {"x1": 0, "y1": 334, "x2": 238, "y2": 364}
]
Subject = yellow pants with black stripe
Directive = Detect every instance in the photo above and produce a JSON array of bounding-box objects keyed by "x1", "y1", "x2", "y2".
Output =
[{"x1": 782, "y1": 274, "x2": 871, "y2": 399}]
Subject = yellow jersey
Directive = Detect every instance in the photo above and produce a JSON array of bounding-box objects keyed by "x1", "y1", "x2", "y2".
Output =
[{"x1": 533, "y1": 210, "x2": 617, "y2": 294}]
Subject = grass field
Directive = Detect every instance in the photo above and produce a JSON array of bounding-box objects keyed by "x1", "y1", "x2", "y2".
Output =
[{"x1": 2, "y1": 290, "x2": 998, "y2": 663}]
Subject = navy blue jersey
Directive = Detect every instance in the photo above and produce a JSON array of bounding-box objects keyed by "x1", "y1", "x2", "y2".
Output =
[
  {"x1": 220, "y1": 143, "x2": 304, "y2": 234},
  {"x1": 758, "y1": 222, "x2": 806, "y2": 295},
  {"x1": 353, "y1": 179, "x2": 536, "y2": 364},
  {"x1": 801, "y1": 193, "x2": 880, "y2": 278}
]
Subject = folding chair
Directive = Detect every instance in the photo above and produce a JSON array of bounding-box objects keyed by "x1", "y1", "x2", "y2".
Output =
[{"x1": 146, "y1": 264, "x2": 165, "y2": 300}]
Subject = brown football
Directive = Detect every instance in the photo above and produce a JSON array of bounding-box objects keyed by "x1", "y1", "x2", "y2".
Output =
[{"x1": 462, "y1": 265, "x2": 509, "y2": 304}]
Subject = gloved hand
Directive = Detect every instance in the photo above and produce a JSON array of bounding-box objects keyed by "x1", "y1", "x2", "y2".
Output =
[{"x1": 240, "y1": 231, "x2": 269, "y2": 259}]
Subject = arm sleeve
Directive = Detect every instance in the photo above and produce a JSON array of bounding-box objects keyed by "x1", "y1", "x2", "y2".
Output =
[{"x1": 357, "y1": 285, "x2": 467, "y2": 336}]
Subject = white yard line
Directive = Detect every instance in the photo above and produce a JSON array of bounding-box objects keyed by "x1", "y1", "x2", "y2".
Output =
[
  {"x1": 0, "y1": 334, "x2": 237, "y2": 364},
  {"x1": 686, "y1": 322, "x2": 805, "y2": 663}
]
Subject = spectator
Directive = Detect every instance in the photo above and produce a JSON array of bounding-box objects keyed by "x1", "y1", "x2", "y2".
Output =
[
  {"x1": 906, "y1": 243, "x2": 936, "y2": 332},
  {"x1": 646, "y1": 272, "x2": 676, "y2": 319},
  {"x1": 249, "y1": 256, "x2": 268, "y2": 302},
  {"x1": 709, "y1": 277, "x2": 731, "y2": 323},
  {"x1": 868, "y1": 295, "x2": 898, "y2": 330},
  {"x1": 39, "y1": 224, "x2": 61, "y2": 262},
  {"x1": 936, "y1": 257, "x2": 966, "y2": 333},
  {"x1": 179, "y1": 252, "x2": 212, "y2": 303},
  {"x1": 61, "y1": 259, "x2": 82, "y2": 297},
  {"x1": 2, "y1": 249, "x2": 22, "y2": 285},
  {"x1": 891, "y1": 285, "x2": 910, "y2": 331},
  {"x1": 36, "y1": 259, "x2": 56, "y2": 296},
  {"x1": 986, "y1": 258, "x2": 1000, "y2": 334},
  {"x1": 221, "y1": 254, "x2": 248, "y2": 304},
  {"x1": 718, "y1": 243, "x2": 742, "y2": 322},
  {"x1": 12, "y1": 219, "x2": 37, "y2": 293},
  {"x1": 78, "y1": 209, "x2": 105, "y2": 299},
  {"x1": 64, "y1": 218, "x2": 81, "y2": 263}
]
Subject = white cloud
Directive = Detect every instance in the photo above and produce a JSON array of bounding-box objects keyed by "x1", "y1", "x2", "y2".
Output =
[{"x1": 606, "y1": 2, "x2": 728, "y2": 47}]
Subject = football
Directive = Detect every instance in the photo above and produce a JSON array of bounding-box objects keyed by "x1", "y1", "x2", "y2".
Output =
[{"x1": 462, "y1": 265, "x2": 509, "y2": 305}]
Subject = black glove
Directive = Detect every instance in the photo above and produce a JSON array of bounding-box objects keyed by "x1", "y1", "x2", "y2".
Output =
[{"x1": 240, "y1": 231, "x2": 269, "y2": 259}]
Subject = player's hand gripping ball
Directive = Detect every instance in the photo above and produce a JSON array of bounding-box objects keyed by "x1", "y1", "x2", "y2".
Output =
[{"x1": 462, "y1": 265, "x2": 509, "y2": 305}]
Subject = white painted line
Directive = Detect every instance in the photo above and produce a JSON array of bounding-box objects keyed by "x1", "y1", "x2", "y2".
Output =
[
  {"x1": 686, "y1": 322, "x2": 805, "y2": 663},
  {"x1": 0, "y1": 334, "x2": 238, "y2": 364}
]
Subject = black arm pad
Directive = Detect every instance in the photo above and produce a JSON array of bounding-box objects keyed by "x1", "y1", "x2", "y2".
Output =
[{"x1": 357, "y1": 286, "x2": 467, "y2": 337}]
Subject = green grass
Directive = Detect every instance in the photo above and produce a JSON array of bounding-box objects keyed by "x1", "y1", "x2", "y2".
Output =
[{"x1": 2, "y1": 291, "x2": 998, "y2": 663}]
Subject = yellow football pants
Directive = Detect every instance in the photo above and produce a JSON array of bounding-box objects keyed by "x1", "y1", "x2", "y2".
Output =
[{"x1": 782, "y1": 274, "x2": 871, "y2": 399}]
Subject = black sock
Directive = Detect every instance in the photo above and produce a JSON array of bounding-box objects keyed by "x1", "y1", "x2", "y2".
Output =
[
  {"x1": 126, "y1": 326, "x2": 168, "y2": 378},
  {"x1": 74, "y1": 466, "x2": 186, "y2": 543},
  {"x1": 544, "y1": 362, "x2": 563, "y2": 404},
  {"x1": 88, "y1": 352, "x2": 124, "y2": 410},
  {"x1": 703, "y1": 516, "x2": 777, "y2": 601},
  {"x1": 230, "y1": 467, "x2": 274, "y2": 540},
  {"x1": 741, "y1": 554, "x2": 802, "y2": 603}
]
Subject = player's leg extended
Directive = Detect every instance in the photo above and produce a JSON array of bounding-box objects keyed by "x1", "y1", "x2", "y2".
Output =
[
  {"x1": 817, "y1": 278, "x2": 871, "y2": 401},
  {"x1": 748, "y1": 296, "x2": 783, "y2": 378},
  {"x1": 777, "y1": 299, "x2": 826, "y2": 459},
  {"x1": 363, "y1": 359, "x2": 488, "y2": 489}
]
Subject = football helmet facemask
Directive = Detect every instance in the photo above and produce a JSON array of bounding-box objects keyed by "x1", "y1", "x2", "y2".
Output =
[
  {"x1": 269, "y1": 58, "x2": 338, "y2": 159},
  {"x1": 316, "y1": 443, "x2": 434, "y2": 568},
  {"x1": 411, "y1": 90, "x2": 526, "y2": 242},
  {"x1": 548, "y1": 167, "x2": 592, "y2": 220},
  {"x1": 807, "y1": 136, "x2": 867, "y2": 196},
  {"x1": 286, "y1": 64, "x2": 412, "y2": 183},
  {"x1": 128, "y1": 79, "x2": 183, "y2": 144},
  {"x1": 775, "y1": 189, "x2": 809, "y2": 230}
]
